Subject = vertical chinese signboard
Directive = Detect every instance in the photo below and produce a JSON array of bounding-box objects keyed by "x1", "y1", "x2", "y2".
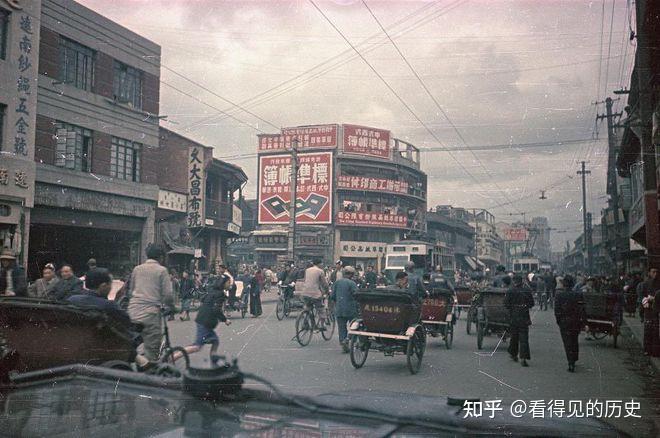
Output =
[
  {"x1": 187, "y1": 146, "x2": 205, "y2": 227},
  {"x1": 342, "y1": 124, "x2": 390, "y2": 159},
  {"x1": 258, "y1": 152, "x2": 333, "y2": 224}
]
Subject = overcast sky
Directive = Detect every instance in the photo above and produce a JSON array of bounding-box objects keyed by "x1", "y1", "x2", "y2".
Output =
[{"x1": 78, "y1": 0, "x2": 635, "y2": 249}]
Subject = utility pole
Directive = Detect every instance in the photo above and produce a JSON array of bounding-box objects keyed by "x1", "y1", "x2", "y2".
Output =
[
  {"x1": 597, "y1": 96, "x2": 623, "y2": 271},
  {"x1": 635, "y1": 0, "x2": 660, "y2": 269},
  {"x1": 286, "y1": 138, "x2": 299, "y2": 263},
  {"x1": 472, "y1": 209, "x2": 480, "y2": 269},
  {"x1": 577, "y1": 161, "x2": 592, "y2": 274}
]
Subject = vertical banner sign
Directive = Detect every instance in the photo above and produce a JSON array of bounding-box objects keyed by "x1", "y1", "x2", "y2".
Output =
[
  {"x1": 258, "y1": 152, "x2": 333, "y2": 224},
  {"x1": 343, "y1": 124, "x2": 391, "y2": 158},
  {"x1": 187, "y1": 146, "x2": 205, "y2": 227}
]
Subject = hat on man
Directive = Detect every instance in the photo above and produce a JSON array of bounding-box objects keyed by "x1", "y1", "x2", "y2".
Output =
[{"x1": 0, "y1": 248, "x2": 16, "y2": 260}]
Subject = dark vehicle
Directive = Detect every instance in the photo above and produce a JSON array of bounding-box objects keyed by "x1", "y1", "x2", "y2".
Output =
[
  {"x1": 0, "y1": 363, "x2": 627, "y2": 437},
  {"x1": 474, "y1": 288, "x2": 510, "y2": 350},
  {"x1": 421, "y1": 287, "x2": 456, "y2": 349},
  {"x1": 347, "y1": 289, "x2": 426, "y2": 374},
  {"x1": 583, "y1": 292, "x2": 622, "y2": 348}
]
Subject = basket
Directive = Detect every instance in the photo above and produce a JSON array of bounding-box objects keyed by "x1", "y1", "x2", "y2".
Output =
[{"x1": 355, "y1": 290, "x2": 419, "y2": 334}]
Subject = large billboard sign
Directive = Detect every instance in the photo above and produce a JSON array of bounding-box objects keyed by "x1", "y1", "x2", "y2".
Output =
[
  {"x1": 343, "y1": 124, "x2": 390, "y2": 158},
  {"x1": 258, "y1": 124, "x2": 338, "y2": 152},
  {"x1": 502, "y1": 227, "x2": 528, "y2": 241},
  {"x1": 258, "y1": 152, "x2": 333, "y2": 224}
]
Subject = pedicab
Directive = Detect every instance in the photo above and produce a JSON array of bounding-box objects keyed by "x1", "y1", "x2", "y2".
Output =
[
  {"x1": 347, "y1": 288, "x2": 426, "y2": 374},
  {"x1": 583, "y1": 291, "x2": 622, "y2": 348},
  {"x1": 454, "y1": 285, "x2": 474, "y2": 321},
  {"x1": 421, "y1": 287, "x2": 456, "y2": 349},
  {"x1": 474, "y1": 287, "x2": 510, "y2": 350},
  {"x1": 0, "y1": 297, "x2": 138, "y2": 380},
  {"x1": 275, "y1": 279, "x2": 305, "y2": 320}
]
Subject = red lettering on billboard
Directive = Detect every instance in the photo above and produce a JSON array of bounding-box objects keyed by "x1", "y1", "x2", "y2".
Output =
[{"x1": 343, "y1": 124, "x2": 391, "y2": 159}]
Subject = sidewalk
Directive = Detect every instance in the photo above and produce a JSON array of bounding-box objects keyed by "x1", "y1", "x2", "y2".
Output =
[{"x1": 623, "y1": 314, "x2": 660, "y2": 372}]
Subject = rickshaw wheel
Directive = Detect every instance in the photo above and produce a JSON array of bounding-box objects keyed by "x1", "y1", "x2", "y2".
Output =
[
  {"x1": 476, "y1": 321, "x2": 484, "y2": 350},
  {"x1": 321, "y1": 311, "x2": 336, "y2": 341},
  {"x1": 350, "y1": 336, "x2": 369, "y2": 369},
  {"x1": 406, "y1": 328, "x2": 425, "y2": 375},
  {"x1": 445, "y1": 324, "x2": 454, "y2": 349},
  {"x1": 295, "y1": 310, "x2": 313, "y2": 346},
  {"x1": 275, "y1": 299, "x2": 286, "y2": 320}
]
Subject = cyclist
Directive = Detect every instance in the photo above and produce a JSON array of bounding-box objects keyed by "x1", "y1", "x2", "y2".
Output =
[{"x1": 301, "y1": 258, "x2": 330, "y2": 330}]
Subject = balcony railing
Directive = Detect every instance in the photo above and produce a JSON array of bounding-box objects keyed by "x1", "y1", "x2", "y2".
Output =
[{"x1": 205, "y1": 199, "x2": 233, "y2": 223}]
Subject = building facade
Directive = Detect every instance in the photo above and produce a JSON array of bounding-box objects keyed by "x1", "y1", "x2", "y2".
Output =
[
  {"x1": 255, "y1": 124, "x2": 427, "y2": 269},
  {"x1": 0, "y1": 0, "x2": 41, "y2": 267},
  {"x1": 27, "y1": 0, "x2": 161, "y2": 278},
  {"x1": 468, "y1": 208, "x2": 503, "y2": 269},
  {"x1": 426, "y1": 206, "x2": 475, "y2": 272}
]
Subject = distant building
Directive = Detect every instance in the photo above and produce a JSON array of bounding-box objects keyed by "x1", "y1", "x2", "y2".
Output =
[
  {"x1": 426, "y1": 206, "x2": 475, "y2": 272},
  {"x1": 467, "y1": 209, "x2": 503, "y2": 270}
]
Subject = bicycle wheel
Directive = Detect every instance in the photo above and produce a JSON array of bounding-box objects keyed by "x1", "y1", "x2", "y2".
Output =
[
  {"x1": 295, "y1": 310, "x2": 314, "y2": 346},
  {"x1": 349, "y1": 335, "x2": 369, "y2": 369},
  {"x1": 276, "y1": 299, "x2": 286, "y2": 320},
  {"x1": 321, "y1": 311, "x2": 336, "y2": 341},
  {"x1": 158, "y1": 346, "x2": 189, "y2": 377}
]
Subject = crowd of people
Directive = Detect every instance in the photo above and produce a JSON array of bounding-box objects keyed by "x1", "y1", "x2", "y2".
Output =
[{"x1": 2, "y1": 244, "x2": 659, "y2": 370}]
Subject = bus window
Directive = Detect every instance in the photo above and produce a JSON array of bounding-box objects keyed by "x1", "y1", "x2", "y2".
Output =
[
  {"x1": 522, "y1": 263, "x2": 530, "y2": 272},
  {"x1": 386, "y1": 255, "x2": 409, "y2": 269},
  {"x1": 392, "y1": 246, "x2": 406, "y2": 252},
  {"x1": 531, "y1": 263, "x2": 539, "y2": 272},
  {"x1": 514, "y1": 263, "x2": 521, "y2": 272},
  {"x1": 411, "y1": 254, "x2": 426, "y2": 268}
]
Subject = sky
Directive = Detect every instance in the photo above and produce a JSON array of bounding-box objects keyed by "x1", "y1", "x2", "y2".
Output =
[{"x1": 78, "y1": 0, "x2": 636, "y2": 250}]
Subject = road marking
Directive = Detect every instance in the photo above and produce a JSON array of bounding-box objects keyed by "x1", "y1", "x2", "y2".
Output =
[
  {"x1": 236, "y1": 305, "x2": 275, "y2": 358},
  {"x1": 478, "y1": 370, "x2": 524, "y2": 393}
]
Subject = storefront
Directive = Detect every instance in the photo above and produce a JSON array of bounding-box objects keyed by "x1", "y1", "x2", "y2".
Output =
[{"x1": 337, "y1": 240, "x2": 387, "y2": 272}]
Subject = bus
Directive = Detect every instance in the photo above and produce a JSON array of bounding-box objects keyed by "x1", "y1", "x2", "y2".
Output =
[{"x1": 384, "y1": 240, "x2": 455, "y2": 282}]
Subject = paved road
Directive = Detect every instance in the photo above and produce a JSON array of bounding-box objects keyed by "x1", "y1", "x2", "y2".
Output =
[{"x1": 168, "y1": 292, "x2": 658, "y2": 436}]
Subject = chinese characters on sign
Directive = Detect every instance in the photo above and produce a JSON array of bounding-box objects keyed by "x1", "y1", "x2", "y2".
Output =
[
  {"x1": 187, "y1": 147, "x2": 205, "y2": 227},
  {"x1": 336, "y1": 211, "x2": 407, "y2": 228},
  {"x1": 502, "y1": 227, "x2": 529, "y2": 241},
  {"x1": 340, "y1": 241, "x2": 386, "y2": 257},
  {"x1": 258, "y1": 152, "x2": 333, "y2": 224},
  {"x1": 343, "y1": 124, "x2": 391, "y2": 159},
  {"x1": 0, "y1": 168, "x2": 29, "y2": 190},
  {"x1": 257, "y1": 125, "x2": 338, "y2": 152},
  {"x1": 337, "y1": 175, "x2": 409, "y2": 195},
  {"x1": 12, "y1": 14, "x2": 34, "y2": 157}
]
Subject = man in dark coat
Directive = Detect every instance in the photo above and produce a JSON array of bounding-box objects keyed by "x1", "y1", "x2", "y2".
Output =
[
  {"x1": 331, "y1": 266, "x2": 359, "y2": 353},
  {"x1": 640, "y1": 267, "x2": 660, "y2": 357},
  {"x1": 504, "y1": 274, "x2": 535, "y2": 367},
  {"x1": 554, "y1": 275, "x2": 587, "y2": 372},
  {"x1": 48, "y1": 264, "x2": 84, "y2": 301},
  {"x1": 364, "y1": 265, "x2": 378, "y2": 288},
  {"x1": 0, "y1": 248, "x2": 27, "y2": 297}
]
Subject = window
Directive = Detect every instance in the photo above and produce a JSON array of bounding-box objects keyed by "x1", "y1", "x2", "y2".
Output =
[
  {"x1": 59, "y1": 37, "x2": 95, "y2": 91},
  {"x1": 0, "y1": 9, "x2": 8, "y2": 60},
  {"x1": 0, "y1": 104, "x2": 5, "y2": 150},
  {"x1": 113, "y1": 61, "x2": 142, "y2": 109},
  {"x1": 110, "y1": 137, "x2": 141, "y2": 182},
  {"x1": 55, "y1": 123, "x2": 92, "y2": 171}
]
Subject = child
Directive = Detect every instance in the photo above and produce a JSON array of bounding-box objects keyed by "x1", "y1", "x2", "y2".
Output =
[{"x1": 175, "y1": 274, "x2": 231, "y2": 364}]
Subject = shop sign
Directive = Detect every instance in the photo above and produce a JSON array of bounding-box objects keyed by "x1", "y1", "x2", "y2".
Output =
[
  {"x1": 336, "y1": 211, "x2": 407, "y2": 228},
  {"x1": 501, "y1": 227, "x2": 528, "y2": 241},
  {"x1": 227, "y1": 222, "x2": 240, "y2": 235},
  {"x1": 158, "y1": 190, "x2": 187, "y2": 213},
  {"x1": 340, "y1": 241, "x2": 386, "y2": 258},
  {"x1": 258, "y1": 152, "x2": 333, "y2": 224},
  {"x1": 257, "y1": 125, "x2": 338, "y2": 152},
  {"x1": 0, "y1": 156, "x2": 35, "y2": 208},
  {"x1": 187, "y1": 146, "x2": 205, "y2": 227},
  {"x1": 343, "y1": 124, "x2": 390, "y2": 159},
  {"x1": 337, "y1": 175, "x2": 408, "y2": 194}
]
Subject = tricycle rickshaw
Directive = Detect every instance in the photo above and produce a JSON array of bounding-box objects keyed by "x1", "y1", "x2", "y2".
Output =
[
  {"x1": 421, "y1": 287, "x2": 456, "y2": 349},
  {"x1": 474, "y1": 287, "x2": 510, "y2": 350},
  {"x1": 275, "y1": 279, "x2": 305, "y2": 320},
  {"x1": 454, "y1": 285, "x2": 474, "y2": 320},
  {"x1": 347, "y1": 289, "x2": 426, "y2": 374},
  {"x1": 583, "y1": 291, "x2": 622, "y2": 348}
]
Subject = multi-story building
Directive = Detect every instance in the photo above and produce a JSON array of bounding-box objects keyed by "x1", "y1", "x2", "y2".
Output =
[
  {"x1": 467, "y1": 208, "x2": 502, "y2": 269},
  {"x1": 154, "y1": 127, "x2": 246, "y2": 273},
  {"x1": 27, "y1": 0, "x2": 162, "y2": 277},
  {"x1": 426, "y1": 206, "x2": 475, "y2": 272},
  {"x1": 0, "y1": 0, "x2": 41, "y2": 267},
  {"x1": 255, "y1": 124, "x2": 427, "y2": 270},
  {"x1": 530, "y1": 216, "x2": 552, "y2": 262},
  {"x1": 495, "y1": 221, "x2": 528, "y2": 271}
]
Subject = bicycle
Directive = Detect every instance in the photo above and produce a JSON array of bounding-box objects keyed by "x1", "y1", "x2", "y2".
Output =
[
  {"x1": 536, "y1": 290, "x2": 548, "y2": 311},
  {"x1": 295, "y1": 296, "x2": 336, "y2": 346}
]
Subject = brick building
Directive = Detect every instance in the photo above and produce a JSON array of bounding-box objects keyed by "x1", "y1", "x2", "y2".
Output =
[{"x1": 27, "y1": 0, "x2": 161, "y2": 278}]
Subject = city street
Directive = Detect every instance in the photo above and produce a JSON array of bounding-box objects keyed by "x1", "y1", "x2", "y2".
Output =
[{"x1": 169, "y1": 293, "x2": 659, "y2": 437}]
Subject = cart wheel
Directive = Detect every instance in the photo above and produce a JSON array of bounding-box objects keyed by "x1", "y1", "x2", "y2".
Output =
[
  {"x1": 295, "y1": 310, "x2": 313, "y2": 347},
  {"x1": 275, "y1": 299, "x2": 286, "y2": 321},
  {"x1": 349, "y1": 335, "x2": 369, "y2": 369},
  {"x1": 406, "y1": 328, "x2": 425, "y2": 375},
  {"x1": 445, "y1": 324, "x2": 454, "y2": 350},
  {"x1": 321, "y1": 312, "x2": 336, "y2": 341},
  {"x1": 477, "y1": 321, "x2": 484, "y2": 350}
]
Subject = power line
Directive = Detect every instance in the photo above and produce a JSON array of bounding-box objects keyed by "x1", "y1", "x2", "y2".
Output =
[{"x1": 603, "y1": 0, "x2": 617, "y2": 94}]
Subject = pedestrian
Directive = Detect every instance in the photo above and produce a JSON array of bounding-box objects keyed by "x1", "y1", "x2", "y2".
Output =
[
  {"x1": 554, "y1": 275, "x2": 587, "y2": 372},
  {"x1": 67, "y1": 267, "x2": 131, "y2": 328},
  {"x1": 505, "y1": 274, "x2": 535, "y2": 367},
  {"x1": 329, "y1": 260, "x2": 343, "y2": 284},
  {"x1": 127, "y1": 244, "x2": 175, "y2": 365},
  {"x1": 216, "y1": 263, "x2": 236, "y2": 309},
  {"x1": 172, "y1": 273, "x2": 232, "y2": 364},
  {"x1": 249, "y1": 268, "x2": 263, "y2": 317},
  {"x1": 404, "y1": 261, "x2": 427, "y2": 302},
  {"x1": 302, "y1": 258, "x2": 330, "y2": 329},
  {"x1": 364, "y1": 265, "x2": 378, "y2": 288},
  {"x1": 47, "y1": 264, "x2": 83, "y2": 301},
  {"x1": 79, "y1": 258, "x2": 97, "y2": 284},
  {"x1": 178, "y1": 271, "x2": 195, "y2": 321},
  {"x1": 330, "y1": 266, "x2": 358, "y2": 353},
  {"x1": 27, "y1": 263, "x2": 59, "y2": 298},
  {"x1": 0, "y1": 248, "x2": 27, "y2": 297},
  {"x1": 640, "y1": 267, "x2": 660, "y2": 357}
]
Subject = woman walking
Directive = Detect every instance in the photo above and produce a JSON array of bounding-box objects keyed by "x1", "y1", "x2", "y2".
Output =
[{"x1": 249, "y1": 268, "x2": 263, "y2": 317}]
